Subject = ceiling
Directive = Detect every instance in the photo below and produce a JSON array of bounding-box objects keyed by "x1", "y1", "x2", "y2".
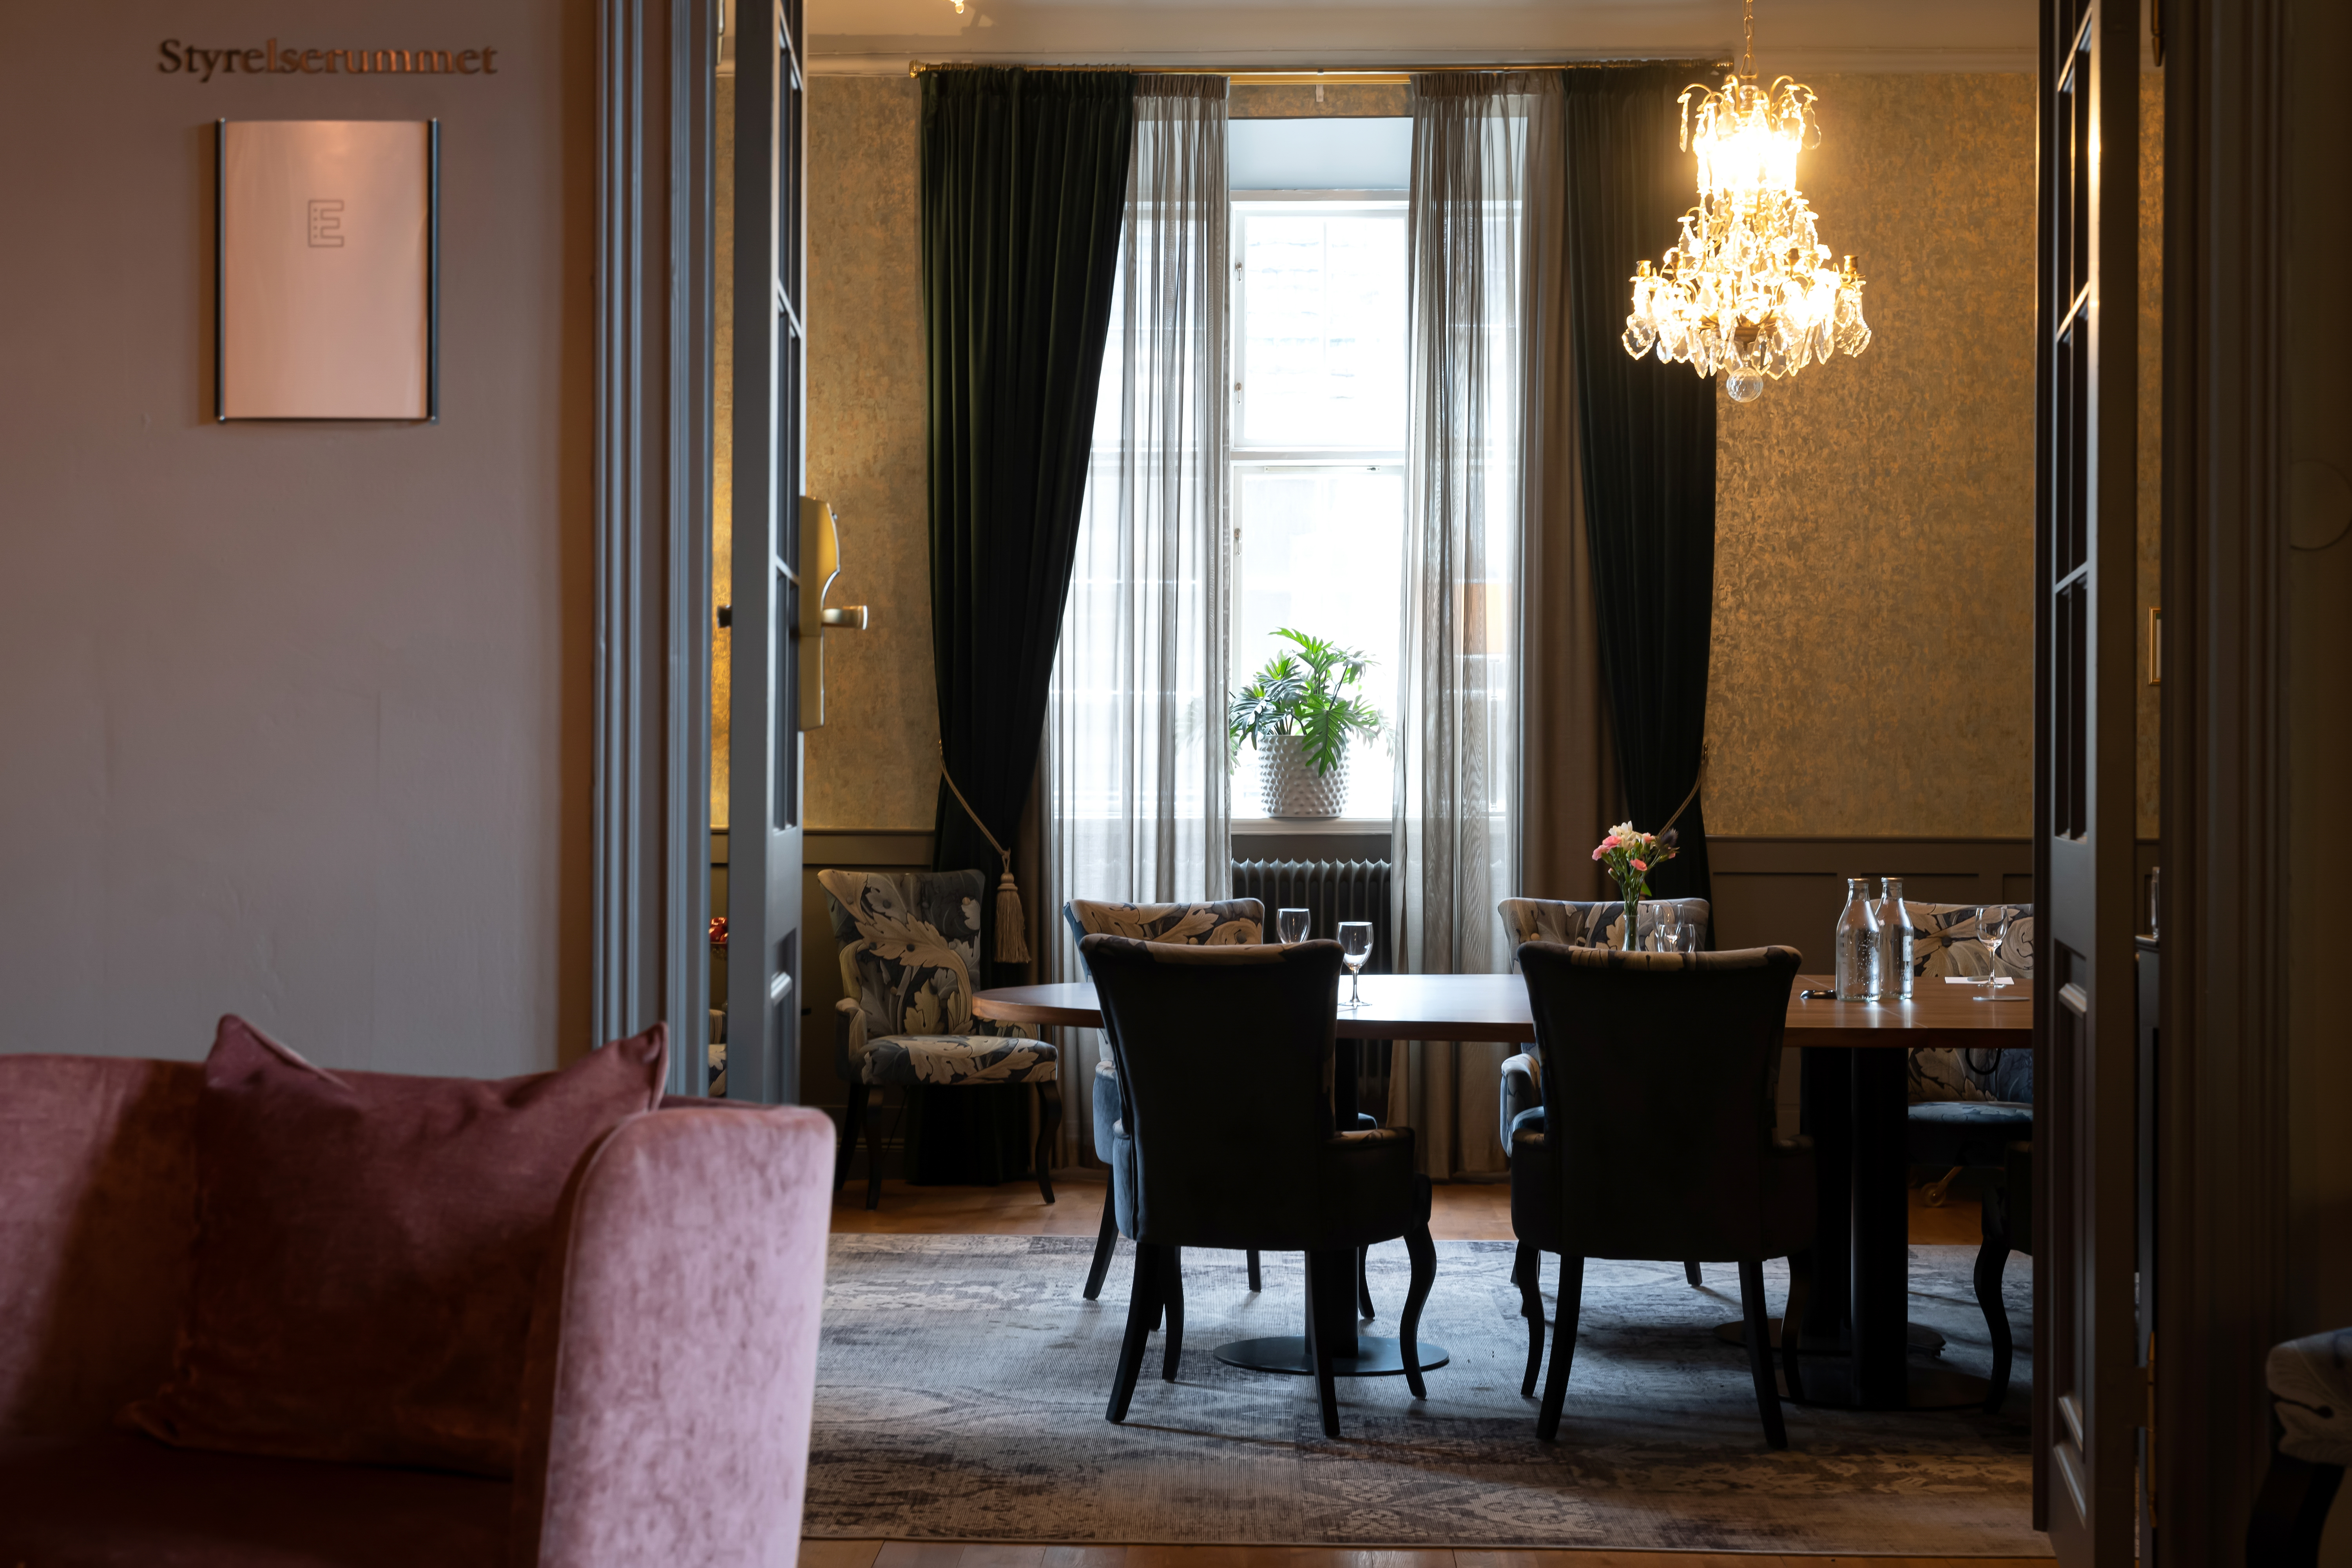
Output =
[{"x1": 809, "y1": 0, "x2": 2042, "y2": 75}]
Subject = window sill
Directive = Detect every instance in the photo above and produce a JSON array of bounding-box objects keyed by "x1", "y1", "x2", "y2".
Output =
[{"x1": 1233, "y1": 817, "x2": 1391, "y2": 835}]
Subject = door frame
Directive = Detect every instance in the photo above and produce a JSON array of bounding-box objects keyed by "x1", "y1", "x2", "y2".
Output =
[
  {"x1": 722, "y1": 0, "x2": 809, "y2": 1108},
  {"x1": 2153, "y1": 0, "x2": 2299, "y2": 1554},
  {"x1": 592, "y1": 0, "x2": 719, "y2": 1098}
]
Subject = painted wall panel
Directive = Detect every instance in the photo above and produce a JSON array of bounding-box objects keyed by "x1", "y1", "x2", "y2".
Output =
[{"x1": 0, "y1": 2, "x2": 592, "y2": 1075}]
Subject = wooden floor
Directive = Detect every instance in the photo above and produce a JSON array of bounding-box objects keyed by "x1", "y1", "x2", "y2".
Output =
[
  {"x1": 816, "y1": 1179, "x2": 2004, "y2": 1567},
  {"x1": 805, "y1": 1541, "x2": 2043, "y2": 1568},
  {"x1": 829, "y1": 1171, "x2": 1984, "y2": 1246}
]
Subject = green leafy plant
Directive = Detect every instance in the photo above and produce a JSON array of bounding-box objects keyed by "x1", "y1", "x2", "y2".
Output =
[{"x1": 1227, "y1": 628, "x2": 1386, "y2": 779}]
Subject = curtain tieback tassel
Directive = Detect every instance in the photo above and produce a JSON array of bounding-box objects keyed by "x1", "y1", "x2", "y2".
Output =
[{"x1": 939, "y1": 750, "x2": 1031, "y2": 965}]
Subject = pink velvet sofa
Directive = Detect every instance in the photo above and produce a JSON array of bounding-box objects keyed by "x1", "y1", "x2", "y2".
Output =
[{"x1": 0, "y1": 1053, "x2": 835, "y2": 1568}]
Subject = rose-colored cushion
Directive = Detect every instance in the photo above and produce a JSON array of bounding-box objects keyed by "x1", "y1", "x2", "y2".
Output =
[{"x1": 123, "y1": 1016, "x2": 667, "y2": 1478}]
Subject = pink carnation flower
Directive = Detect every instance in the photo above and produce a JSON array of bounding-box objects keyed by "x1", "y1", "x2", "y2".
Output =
[{"x1": 1631, "y1": 858, "x2": 1647, "y2": 872}]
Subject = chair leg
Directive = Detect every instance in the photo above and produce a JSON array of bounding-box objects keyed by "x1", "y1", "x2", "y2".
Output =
[
  {"x1": 1161, "y1": 1246, "x2": 1186, "y2": 1382},
  {"x1": 1684, "y1": 1260, "x2": 1703, "y2": 1287},
  {"x1": 1107, "y1": 1242, "x2": 1165, "y2": 1423},
  {"x1": 1781, "y1": 1249, "x2": 1814, "y2": 1403},
  {"x1": 1034, "y1": 1080, "x2": 1061, "y2": 1204},
  {"x1": 1082, "y1": 1187, "x2": 1119, "y2": 1301},
  {"x1": 1303, "y1": 1249, "x2": 1351, "y2": 1439},
  {"x1": 1399, "y1": 1224, "x2": 1436, "y2": 1400},
  {"x1": 864, "y1": 1090, "x2": 890, "y2": 1211},
  {"x1": 1247, "y1": 1249, "x2": 1263, "y2": 1292},
  {"x1": 1536, "y1": 1255, "x2": 1583, "y2": 1441},
  {"x1": 1978, "y1": 1184, "x2": 2015, "y2": 1414},
  {"x1": 835, "y1": 1086, "x2": 866, "y2": 1194},
  {"x1": 1357, "y1": 1244, "x2": 1377, "y2": 1321},
  {"x1": 1738, "y1": 1258, "x2": 1790, "y2": 1450},
  {"x1": 2249, "y1": 1449, "x2": 2348, "y2": 1568},
  {"x1": 1515, "y1": 1241, "x2": 1546, "y2": 1399}
]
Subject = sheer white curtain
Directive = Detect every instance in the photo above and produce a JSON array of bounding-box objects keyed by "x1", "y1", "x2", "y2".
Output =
[
  {"x1": 1389, "y1": 72, "x2": 1564, "y2": 1179},
  {"x1": 1042, "y1": 77, "x2": 1232, "y2": 1163}
]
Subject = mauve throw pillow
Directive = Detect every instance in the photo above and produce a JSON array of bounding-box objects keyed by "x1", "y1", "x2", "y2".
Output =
[{"x1": 124, "y1": 1016, "x2": 667, "y2": 1477}]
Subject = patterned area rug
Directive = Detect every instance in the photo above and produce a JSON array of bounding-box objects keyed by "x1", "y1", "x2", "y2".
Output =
[{"x1": 807, "y1": 1234, "x2": 2045, "y2": 1556}]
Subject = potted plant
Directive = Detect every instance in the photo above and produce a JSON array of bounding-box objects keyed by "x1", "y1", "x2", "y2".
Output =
[{"x1": 1228, "y1": 628, "x2": 1385, "y2": 818}]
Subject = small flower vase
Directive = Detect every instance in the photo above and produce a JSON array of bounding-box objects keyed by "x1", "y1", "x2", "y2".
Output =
[{"x1": 1619, "y1": 898, "x2": 1639, "y2": 951}]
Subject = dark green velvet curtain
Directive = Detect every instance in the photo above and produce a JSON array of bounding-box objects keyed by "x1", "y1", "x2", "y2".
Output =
[
  {"x1": 922, "y1": 65, "x2": 1133, "y2": 965},
  {"x1": 1562, "y1": 66, "x2": 1718, "y2": 909},
  {"x1": 916, "y1": 67, "x2": 1131, "y2": 1182}
]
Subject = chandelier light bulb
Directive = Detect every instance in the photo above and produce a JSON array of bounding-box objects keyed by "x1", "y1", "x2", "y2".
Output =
[{"x1": 1621, "y1": 0, "x2": 1872, "y2": 399}]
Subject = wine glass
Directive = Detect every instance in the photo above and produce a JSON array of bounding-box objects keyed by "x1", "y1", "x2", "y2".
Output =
[
  {"x1": 1975, "y1": 905, "x2": 2010, "y2": 1001},
  {"x1": 1337, "y1": 921, "x2": 1374, "y2": 1008},
  {"x1": 1277, "y1": 907, "x2": 1311, "y2": 945},
  {"x1": 1649, "y1": 903, "x2": 1682, "y2": 954}
]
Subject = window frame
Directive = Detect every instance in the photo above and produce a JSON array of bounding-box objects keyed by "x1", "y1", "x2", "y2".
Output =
[{"x1": 1228, "y1": 190, "x2": 1409, "y2": 828}]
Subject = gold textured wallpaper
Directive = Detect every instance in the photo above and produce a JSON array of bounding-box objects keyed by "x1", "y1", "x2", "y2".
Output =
[
  {"x1": 1230, "y1": 83, "x2": 1407, "y2": 119},
  {"x1": 796, "y1": 72, "x2": 2158, "y2": 842},
  {"x1": 2136, "y1": 75, "x2": 2163, "y2": 840},
  {"x1": 1707, "y1": 74, "x2": 2039, "y2": 838},
  {"x1": 712, "y1": 77, "x2": 735, "y2": 827},
  {"x1": 803, "y1": 74, "x2": 940, "y2": 831}
]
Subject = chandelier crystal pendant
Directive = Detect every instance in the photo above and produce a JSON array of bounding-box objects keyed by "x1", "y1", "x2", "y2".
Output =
[{"x1": 1620, "y1": 0, "x2": 1872, "y2": 402}]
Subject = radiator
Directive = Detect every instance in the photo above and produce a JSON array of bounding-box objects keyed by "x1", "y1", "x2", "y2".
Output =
[
  {"x1": 1232, "y1": 858, "x2": 1397, "y2": 1115},
  {"x1": 1230, "y1": 859, "x2": 1394, "y2": 975}
]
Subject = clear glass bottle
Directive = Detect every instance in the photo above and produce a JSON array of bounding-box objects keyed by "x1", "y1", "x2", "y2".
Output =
[
  {"x1": 1835, "y1": 877, "x2": 1881, "y2": 1001},
  {"x1": 1876, "y1": 877, "x2": 1915, "y2": 1000}
]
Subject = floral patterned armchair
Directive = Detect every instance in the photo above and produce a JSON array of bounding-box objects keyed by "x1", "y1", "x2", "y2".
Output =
[
  {"x1": 817, "y1": 869, "x2": 1060, "y2": 1211},
  {"x1": 1901, "y1": 902, "x2": 2035, "y2": 1104},
  {"x1": 1499, "y1": 896, "x2": 1712, "y2": 958}
]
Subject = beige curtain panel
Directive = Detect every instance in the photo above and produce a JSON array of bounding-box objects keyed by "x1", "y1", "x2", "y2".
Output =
[
  {"x1": 1389, "y1": 71, "x2": 1568, "y2": 1180},
  {"x1": 1041, "y1": 76, "x2": 1234, "y2": 1166}
]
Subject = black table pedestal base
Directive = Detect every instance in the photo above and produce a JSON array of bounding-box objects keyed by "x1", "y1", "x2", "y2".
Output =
[
  {"x1": 1712, "y1": 1318, "x2": 1948, "y2": 1356},
  {"x1": 1213, "y1": 1335, "x2": 1450, "y2": 1378},
  {"x1": 1776, "y1": 1358, "x2": 1994, "y2": 1412}
]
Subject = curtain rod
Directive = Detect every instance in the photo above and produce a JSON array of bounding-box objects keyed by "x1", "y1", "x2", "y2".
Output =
[{"x1": 905, "y1": 60, "x2": 1730, "y2": 81}]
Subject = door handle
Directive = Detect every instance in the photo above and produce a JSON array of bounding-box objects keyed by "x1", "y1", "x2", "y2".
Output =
[{"x1": 797, "y1": 497, "x2": 867, "y2": 730}]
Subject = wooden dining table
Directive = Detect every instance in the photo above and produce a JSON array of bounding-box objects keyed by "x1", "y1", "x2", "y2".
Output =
[{"x1": 973, "y1": 969, "x2": 2035, "y2": 1412}]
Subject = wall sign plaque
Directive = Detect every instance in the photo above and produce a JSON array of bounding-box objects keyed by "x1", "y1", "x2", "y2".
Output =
[
  {"x1": 216, "y1": 119, "x2": 438, "y2": 422},
  {"x1": 164, "y1": 40, "x2": 500, "y2": 80}
]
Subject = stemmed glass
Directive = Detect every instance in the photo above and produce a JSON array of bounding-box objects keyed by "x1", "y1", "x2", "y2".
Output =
[
  {"x1": 1975, "y1": 905, "x2": 2010, "y2": 1001},
  {"x1": 1277, "y1": 907, "x2": 1311, "y2": 945},
  {"x1": 1337, "y1": 921, "x2": 1374, "y2": 1008},
  {"x1": 1649, "y1": 903, "x2": 1682, "y2": 954}
]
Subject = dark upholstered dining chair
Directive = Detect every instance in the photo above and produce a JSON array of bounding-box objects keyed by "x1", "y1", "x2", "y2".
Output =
[
  {"x1": 1496, "y1": 896, "x2": 1714, "y2": 1289},
  {"x1": 1081, "y1": 934, "x2": 1437, "y2": 1439},
  {"x1": 1063, "y1": 898, "x2": 1265, "y2": 1300},
  {"x1": 1511, "y1": 941, "x2": 1812, "y2": 1448}
]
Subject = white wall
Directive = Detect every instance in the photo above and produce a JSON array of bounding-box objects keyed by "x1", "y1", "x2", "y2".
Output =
[{"x1": 0, "y1": 0, "x2": 592, "y2": 1076}]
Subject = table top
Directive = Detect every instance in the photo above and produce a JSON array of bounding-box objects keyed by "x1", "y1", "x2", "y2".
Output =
[{"x1": 971, "y1": 972, "x2": 2034, "y2": 1047}]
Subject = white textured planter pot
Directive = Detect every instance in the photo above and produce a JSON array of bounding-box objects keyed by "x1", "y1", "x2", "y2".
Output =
[{"x1": 1258, "y1": 734, "x2": 1350, "y2": 818}]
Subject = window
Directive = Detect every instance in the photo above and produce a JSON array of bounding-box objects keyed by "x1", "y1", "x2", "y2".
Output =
[{"x1": 1229, "y1": 195, "x2": 1408, "y2": 823}]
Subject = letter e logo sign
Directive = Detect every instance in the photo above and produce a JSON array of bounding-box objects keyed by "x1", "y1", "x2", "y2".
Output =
[{"x1": 308, "y1": 198, "x2": 346, "y2": 248}]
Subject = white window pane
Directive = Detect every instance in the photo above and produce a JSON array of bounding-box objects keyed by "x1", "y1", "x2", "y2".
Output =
[
  {"x1": 1238, "y1": 213, "x2": 1406, "y2": 449},
  {"x1": 1230, "y1": 467, "x2": 1402, "y2": 822}
]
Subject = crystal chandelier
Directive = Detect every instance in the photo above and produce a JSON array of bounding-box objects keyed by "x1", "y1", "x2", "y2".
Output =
[{"x1": 1620, "y1": 0, "x2": 1872, "y2": 402}]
